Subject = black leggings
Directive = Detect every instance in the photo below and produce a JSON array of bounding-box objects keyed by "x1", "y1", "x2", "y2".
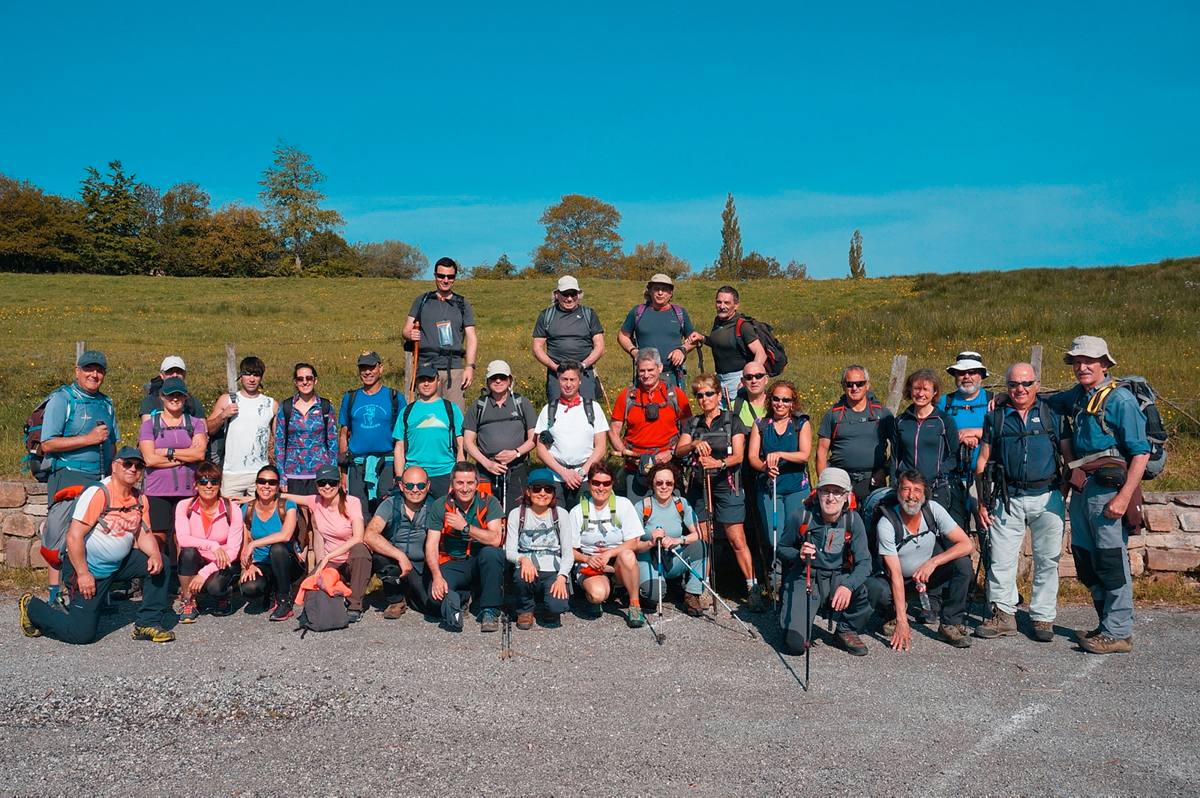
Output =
[
  {"x1": 178, "y1": 547, "x2": 239, "y2": 597},
  {"x1": 240, "y1": 542, "x2": 302, "y2": 604}
]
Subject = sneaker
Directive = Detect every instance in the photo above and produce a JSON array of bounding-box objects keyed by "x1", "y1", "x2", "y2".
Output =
[
  {"x1": 684, "y1": 593, "x2": 706, "y2": 617},
  {"x1": 442, "y1": 591, "x2": 463, "y2": 632},
  {"x1": 1032, "y1": 621, "x2": 1054, "y2": 643},
  {"x1": 516, "y1": 611, "x2": 535, "y2": 630},
  {"x1": 974, "y1": 606, "x2": 1018, "y2": 639},
  {"x1": 626, "y1": 606, "x2": 646, "y2": 628},
  {"x1": 269, "y1": 600, "x2": 294, "y2": 622},
  {"x1": 131, "y1": 625, "x2": 176, "y2": 643},
  {"x1": 212, "y1": 596, "x2": 234, "y2": 617},
  {"x1": 938, "y1": 623, "x2": 972, "y2": 648},
  {"x1": 178, "y1": 597, "x2": 199, "y2": 624},
  {"x1": 837, "y1": 631, "x2": 869, "y2": 657},
  {"x1": 18, "y1": 593, "x2": 41, "y2": 638},
  {"x1": 1080, "y1": 634, "x2": 1132, "y2": 654},
  {"x1": 480, "y1": 608, "x2": 501, "y2": 633},
  {"x1": 347, "y1": 609, "x2": 363, "y2": 624},
  {"x1": 745, "y1": 589, "x2": 765, "y2": 613},
  {"x1": 578, "y1": 600, "x2": 603, "y2": 619},
  {"x1": 383, "y1": 600, "x2": 408, "y2": 620}
]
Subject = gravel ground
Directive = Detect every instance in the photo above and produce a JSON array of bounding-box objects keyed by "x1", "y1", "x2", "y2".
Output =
[{"x1": 1, "y1": 595, "x2": 1197, "y2": 796}]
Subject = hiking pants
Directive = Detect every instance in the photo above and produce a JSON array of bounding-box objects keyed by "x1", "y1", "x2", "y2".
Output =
[
  {"x1": 513, "y1": 570, "x2": 570, "y2": 615},
  {"x1": 1069, "y1": 477, "x2": 1133, "y2": 639},
  {"x1": 622, "y1": 467, "x2": 652, "y2": 504},
  {"x1": 26, "y1": 551, "x2": 170, "y2": 644},
  {"x1": 545, "y1": 367, "x2": 597, "y2": 404},
  {"x1": 554, "y1": 481, "x2": 584, "y2": 513},
  {"x1": 638, "y1": 539, "x2": 709, "y2": 606},
  {"x1": 347, "y1": 457, "x2": 395, "y2": 516},
  {"x1": 47, "y1": 468, "x2": 98, "y2": 508},
  {"x1": 865, "y1": 554, "x2": 973, "y2": 626},
  {"x1": 717, "y1": 371, "x2": 743, "y2": 408},
  {"x1": 178, "y1": 547, "x2": 240, "y2": 597},
  {"x1": 440, "y1": 368, "x2": 467, "y2": 411},
  {"x1": 241, "y1": 543, "x2": 302, "y2": 604},
  {"x1": 987, "y1": 489, "x2": 1064, "y2": 621},
  {"x1": 477, "y1": 460, "x2": 528, "y2": 515},
  {"x1": 334, "y1": 543, "x2": 373, "y2": 612},
  {"x1": 372, "y1": 553, "x2": 430, "y2": 612},
  {"x1": 434, "y1": 545, "x2": 506, "y2": 612},
  {"x1": 780, "y1": 569, "x2": 871, "y2": 652}
]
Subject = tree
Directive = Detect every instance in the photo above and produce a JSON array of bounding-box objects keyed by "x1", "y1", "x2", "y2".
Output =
[
  {"x1": 79, "y1": 160, "x2": 153, "y2": 274},
  {"x1": 532, "y1": 194, "x2": 622, "y2": 276},
  {"x1": 258, "y1": 144, "x2": 344, "y2": 273},
  {"x1": 784, "y1": 259, "x2": 808, "y2": 279},
  {"x1": 0, "y1": 175, "x2": 87, "y2": 273},
  {"x1": 155, "y1": 182, "x2": 212, "y2": 276},
  {"x1": 471, "y1": 253, "x2": 519, "y2": 280},
  {"x1": 848, "y1": 229, "x2": 866, "y2": 279},
  {"x1": 197, "y1": 204, "x2": 278, "y2": 277},
  {"x1": 738, "y1": 251, "x2": 783, "y2": 279},
  {"x1": 356, "y1": 240, "x2": 427, "y2": 278},
  {"x1": 715, "y1": 193, "x2": 743, "y2": 276},
  {"x1": 618, "y1": 241, "x2": 690, "y2": 281}
]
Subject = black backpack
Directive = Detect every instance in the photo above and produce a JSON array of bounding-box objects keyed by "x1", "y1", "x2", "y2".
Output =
[
  {"x1": 860, "y1": 486, "x2": 937, "y2": 575},
  {"x1": 405, "y1": 291, "x2": 469, "y2": 356},
  {"x1": 735, "y1": 315, "x2": 788, "y2": 377},
  {"x1": 296, "y1": 591, "x2": 350, "y2": 637},
  {"x1": 205, "y1": 392, "x2": 238, "y2": 465},
  {"x1": 547, "y1": 396, "x2": 596, "y2": 428}
]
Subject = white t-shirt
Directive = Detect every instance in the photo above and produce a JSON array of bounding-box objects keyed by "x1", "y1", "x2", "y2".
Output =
[
  {"x1": 534, "y1": 400, "x2": 608, "y2": 479},
  {"x1": 71, "y1": 478, "x2": 144, "y2": 578},
  {"x1": 875, "y1": 500, "x2": 959, "y2": 578},
  {"x1": 568, "y1": 495, "x2": 643, "y2": 556},
  {"x1": 222, "y1": 392, "x2": 276, "y2": 475},
  {"x1": 505, "y1": 505, "x2": 578, "y2": 577}
]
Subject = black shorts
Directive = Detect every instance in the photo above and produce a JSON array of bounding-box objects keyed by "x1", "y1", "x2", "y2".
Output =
[
  {"x1": 687, "y1": 474, "x2": 745, "y2": 525},
  {"x1": 147, "y1": 495, "x2": 187, "y2": 533},
  {"x1": 286, "y1": 478, "x2": 317, "y2": 496}
]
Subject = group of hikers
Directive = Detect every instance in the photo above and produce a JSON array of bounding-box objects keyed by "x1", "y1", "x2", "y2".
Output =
[{"x1": 18, "y1": 259, "x2": 1157, "y2": 661}]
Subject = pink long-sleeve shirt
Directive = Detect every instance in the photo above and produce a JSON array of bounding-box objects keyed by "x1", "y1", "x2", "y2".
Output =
[{"x1": 174, "y1": 498, "x2": 243, "y2": 581}]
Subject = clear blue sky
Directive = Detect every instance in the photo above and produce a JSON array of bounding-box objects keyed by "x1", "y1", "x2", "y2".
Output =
[{"x1": 3, "y1": 2, "x2": 1198, "y2": 277}]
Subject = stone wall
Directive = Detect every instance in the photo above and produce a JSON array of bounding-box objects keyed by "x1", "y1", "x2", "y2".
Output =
[{"x1": 0, "y1": 480, "x2": 48, "y2": 569}]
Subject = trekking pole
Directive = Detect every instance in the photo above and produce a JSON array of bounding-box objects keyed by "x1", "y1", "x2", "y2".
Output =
[
  {"x1": 500, "y1": 610, "x2": 513, "y2": 660},
  {"x1": 595, "y1": 372, "x2": 614, "y2": 418},
  {"x1": 408, "y1": 336, "x2": 420, "y2": 403},
  {"x1": 702, "y1": 468, "x2": 716, "y2": 589},
  {"x1": 644, "y1": 540, "x2": 666, "y2": 645},
  {"x1": 696, "y1": 344, "x2": 706, "y2": 375},
  {"x1": 668, "y1": 547, "x2": 756, "y2": 640},
  {"x1": 770, "y1": 477, "x2": 781, "y2": 610},
  {"x1": 804, "y1": 545, "x2": 813, "y2": 691}
]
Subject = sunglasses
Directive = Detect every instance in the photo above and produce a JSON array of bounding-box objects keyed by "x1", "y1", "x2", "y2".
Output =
[
  {"x1": 488, "y1": 374, "x2": 510, "y2": 381},
  {"x1": 528, "y1": 484, "x2": 555, "y2": 495},
  {"x1": 295, "y1": 376, "x2": 315, "y2": 383},
  {"x1": 402, "y1": 481, "x2": 428, "y2": 490},
  {"x1": 743, "y1": 373, "x2": 767, "y2": 380},
  {"x1": 435, "y1": 272, "x2": 456, "y2": 280},
  {"x1": 770, "y1": 396, "x2": 795, "y2": 404},
  {"x1": 589, "y1": 479, "x2": 613, "y2": 487},
  {"x1": 957, "y1": 370, "x2": 985, "y2": 377},
  {"x1": 653, "y1": 479, "x2": 675, "y2": 487},
  {"x1": 241, "y1": 371, "x2": 263, "y2": 378},
  {"x1": 196, "y1": 477, "x2": 219, "y2": 486},
  {"x1": 256, "y1": 478, "x2": 279, "y2": 486},
  {"x1": 163, "y1": 393, "x2": 186, "y2": 401},
  {"x1": 316, "y1": 479, "x2": 340, "y2": 488},
  {"x1": 559, "y1": 290, "x2": 580, "y2": 298},
  {"x1": 843, "y1": 380, "x2": 867, "y2": 389},
  {"x1": 117, "y1": 460, "x2": 144, "y2": 471},
  {"x1": 694, "y1": 390, "x2": 719, "y2": 398},
  {"x1": 1007, "y1": 380, "x2": 1037, "y2": 389}
]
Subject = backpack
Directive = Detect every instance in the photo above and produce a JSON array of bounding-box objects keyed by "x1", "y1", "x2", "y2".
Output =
[
  {"x1": 641, "y1": 495, "x2": 686, "y2": 532},
  {"x1": 405, "y1": 291, "x2": 469, "y2": 355},
  {"x1": 860, "y1": 486, "x2": 937, "y2": 574},
  {"x1": 23, "y1": 386, "x2": 69, "y2": 482},
  {"x1": 626, "y1": 383, "x2": 682, "y2": 421},
  {"x1": 296, "y1": 590, "x2": 350, "y2": 636},
  {"x1": 686, "y1": 411, "x2": 736, "y2": 460},
  {"x1": 401, "y1": 398, "x2": 457, "y2": 459},
  {"x1": 732, "y1": 392, "x2": 762, "y2": 424},
  {"x1": 244, "y1": 498, "x2": 289, "y2": 531},
  {"x1": 541, "y1": 304, "x2": 598, "y2": 334},
  {"x1": 798, "y1": 496, "x2": 856, "y2": 572},
  {"x1": 547, "y1": 396, "x2": 596, "y2": 429},
  {"x1": 1075, "y1": 376, "x2": 1168, "y2": 480},
  {"x1": 985, "y1": 399, "x2": 1065, "y2": 480},
  {"x1": 280, "y1": 396, "x2": 335, "y2": 454},
  {"x1": 827, "y1": 392, "x2": 883, "y2": 442},
  {"x1": 343, "y1": 387, "x2": 401, "y2": 452},
  {"x1": 40, "y1": 482, "x2": 147, "y2": 568},
  {"x1": 517, "y1": 502, "x2": 562, "y2": 558},
  {"x1": 438, "y1": 494, "x2": 491, "y2": 562},
  {"x1": 734, "y1": 315, "x2": 788, "y2": 377},
  {"x1": 632, "y1": 303, "x2": 686, "y2": 344},
  {"x1": 473, "y1": 391, "x2": 529, "y2": 437},
  {"x1": 151, "y1": 411, "x2": 197, "y2": 440},
  {"x1": 580, "y1": 491, "x2": 621, "y2": 529},
  {"x1": 205, "y1": 392, "x2": 238, "y2": 465}
]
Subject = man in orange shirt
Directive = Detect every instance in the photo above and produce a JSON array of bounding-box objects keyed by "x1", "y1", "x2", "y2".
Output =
[{"x1": 608, "y1": 349, "x2": 692, "y2": 502}]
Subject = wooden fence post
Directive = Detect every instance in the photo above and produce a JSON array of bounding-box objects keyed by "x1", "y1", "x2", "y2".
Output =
[
  {"x1": 225, "y1": 344, "x2": 238, "y2": 394},
  {"x1": 75, "y1": 341, "x2": 86, "y2": 363},
  {"x1": 886, "y1": 355, "x2": 908, "y2": 414},
  {"x1": 1030, "y1": 345, "x2": 1043, "y2": 379}
]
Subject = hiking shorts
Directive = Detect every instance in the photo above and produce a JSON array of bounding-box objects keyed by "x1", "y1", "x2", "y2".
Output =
[
  {"x1": 688, "y1": 474, "x2": 745, "y2": 525},
  {"x1": 221, "y1": 470, "x2": 257, "y2": 499},
  {"x1": 147, "y1": 495, "x2": 187, "y2": 534}
]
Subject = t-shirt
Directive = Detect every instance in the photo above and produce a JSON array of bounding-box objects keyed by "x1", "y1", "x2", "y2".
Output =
[
  {"x1": 818, "y1": 402, "x2": 894, "y2": 474},
  {"x1": 708, "y1": 314, "x2": 759, "y2": 374},
  {"x1": 139, "y1": 415, "x2": 203, "y2": 497},
  {"x1": 408, "y1": 292, "x2": 476, "y2": 369},
  {"x1": 371, "y1": 493, "x2": 430, "y2": 562},
  {"x1": 340, "y1": 386, "x2": 404, "y2": 456},
  {"x1": 637, "y1": 495, "x2": 697, "y2": 541},
  {"x1": 733, "y1": 395, "x2": 766, "y2": 428},
  {"x1": 297, "y1": 494, "x2": 363, "y2": 565},
  {"x1": 139, "y1": 390, "x2": 205, "y2": 420},
  {"x1": 505, "y1": 505, "x2": 577, "y2": 576},
  {"x1": 426, "y1": 493, "x2": 505, "y2": 560},
  {"x1": 464, "y1": 393, "x2": 536, "y2": 456},
  {"x1": 40, "y1": 383, "x2": 118, "y2": 477},
  {"x1": 938, "y1": 390, "x2": 989, "y2": 474},
  {"x1": 222, "y1": 392, "x2": 275, "y2": 475},
  {"x1": 568, "y1": 495, "x2": 643, "y2": 556},
  {"x1": 71, "y1": 479, "x2": 147, "y2": 578},
  {"x1": 534, "y1": 399, "x2": 608, "y2": 475},
  {"x1": 875, "y1": 499, "x2": 959, "y2": 578},
  {"x1": 620, "y1": 304, "x2": 695, "y2": 363},
  {"x1": 246, "y1": 500, "x2": 298, "y2": 564},
  {"x1": 393, "y1": 399, "x2": 464, "y2": 477},
  {"x1": 611, "y1": 383, "x2": 692, "y2": 453},
  {"x1": 532, "y1": 304, "x2": 604, "y2": 365}
]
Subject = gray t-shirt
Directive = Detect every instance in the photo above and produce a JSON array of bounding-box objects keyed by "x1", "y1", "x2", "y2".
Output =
[
  {"x1": 371, "y1": 494, "x2": 430, "y2": 562},
  {"x1": 532, "y1": 304, "x2": 604, "y2": 365},
  {"x1": 408, "y1": 292, "x2": 476, "y2": 369},
  {"x1": 620, "y1": 303, "x2": 695, "y2": 362},
  {"x1": 464, "y1": 393, "x2": 536, "y2": 456},
  {"x1": 817, "y1": 403, "x2": 894, "y2": 473},
  {"x1": 875, "y1": 500, "x2": 958, "y2": 578}
]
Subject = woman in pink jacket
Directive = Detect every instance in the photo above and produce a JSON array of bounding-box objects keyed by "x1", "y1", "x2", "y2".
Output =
[{"x1": 175, "y1": 461, "x2": 243, "y2": 622}]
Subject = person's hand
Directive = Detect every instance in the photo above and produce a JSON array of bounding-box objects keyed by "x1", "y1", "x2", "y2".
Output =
[
  {"x1": 629, "y1": 347, "x2": 640, "y2": 361},
  {"x1": 214, "y1": 547, "x2": 231, "y2": 569},
  {"x1": 314, "y1": 556, "x2": 331, "y2": 577},
  {"x1": 653, "y1": 450, "x2": 673, "y2": 465},
  {"x1": 694, "y1": 440, "x2": 713, "y2": 458},
  {"x1": 430, "y1": 574, "x2": 448, "y2": 601},
  {"x1": 189, "y1": 574, "x2": 207, "y2": 593},
  {"x1": 444, "y1": 507, "x2": 469, "y2": 532},
  {"x1": 520, "y1": 558, "x2": 538, "y2": 583},
  {"x1": 650, "y1": 527, "x2": 666, "y2": 542},
  {"x1": 146, "y1": 552, "x2": 163, "y2": 576},
  {"x1": 830, "y1": 585, "x2": 852, "y2": 612},
  {"x1": 87, "y1": 423, "x2": 109, "y2": 446},
  {"x1": 561, "y1": 469, "x2": 582, "y2": 490},
  {"x1": 662, "y1": 536, "x2": 683, "y2": 550},
  {"x1": 766, "y1": 452, "x2": 783, "y2": 470},
  {"x1": 698, "y1": 523, "x2": 712, "y2": 544},
  {"x1": 77, "y1": 570, "x2": 96, "y2": 599},
  {"x1": 800, "y1": 541, "x2": 817, "y2": 559},
  {"x1": 977, "y1": 506, "x2": 992, "y2": 530},
  {"x1": 890, "y1": 619, "x2": 912, "y2": 652},
  {"x1": 668, "y1": 348, "x2": 686, "y2": 366},
  {"x1": 223, "y1": 402, "x2": 240, "y2": 420},
  {"x1": 240, "y1": 564, "x2": 261, "y2": 583},
  {"x1": 397, "y1": 554, "x2": 413, "y2": 579},
  {"x1": 550, "y1": 574, "x2": 569, "y2": 600},
  {"x1": 1105, "y1": 493, "x2": 1130, "y2": 520},
  {"x1": 586, "y1": 552, "x2": 608, "y2": 571},
  {"x1": 686, "y1": 332, "x2": 705, "y2": 347},
  {"x1": 483, "y1": 458, "x2": 507, "y2": 476},
  {"x1": 460, "y1": 366, "x2": 475, "y2": 390},
  {"x1": 699, "y1": 455, "x2": 722, "y2": 470},
  {"x1": 407, "y1": 326, "x2": 421, "y2": 342},
  {"x1": 495, "y1": 449, "x2": 518, "y2": 465},
  {"x1": 958, "y1": 430, "x2": 982, "y2": 448},
  {"x1": 912, "y1": 560, "x2": 937, "y2": 585}
]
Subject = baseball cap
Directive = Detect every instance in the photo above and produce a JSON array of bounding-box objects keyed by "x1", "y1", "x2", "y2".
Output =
[
  {"x1": 160, "y1": 355, "x2": 186, "y2": 373},
  {"x1": 316, "y1": 464, "x2": 341, "y2": 482},
  {"x1": 557, "y1": 275, "x2": 580, "y2": 293},
  {"x1": 114, "y1": 446, "x2": 144, "y2": 464},
  {"x1": 816, "y1": 467, "x2": 852, "y2": 493},
  {"x1": 485, "y1": 360, "x2": 512, "y2": 379},
  {"x1": 528, "y1": 467, "x2": 557, "y2": 487},
  {"x1": 357, "y1": 351, "x2": 382, "y2": 367},
  {"x1": 160, "y1": 376, "x2": 188, "y2": 396},
  {"x1": 77, "y1": 350, "x2": 108, "y2": 370},
  {"x1": 415, "y1": 364, "x2": 438, "y2": 381}
]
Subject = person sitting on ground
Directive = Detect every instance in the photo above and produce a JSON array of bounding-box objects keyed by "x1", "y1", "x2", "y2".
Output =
[
  {"x1": 505, "y1": 468, "x2": 577, "y2": 630},
  {"x1": 686, "y1": 285, "x2": 767, "y2": 402},
  {"x1": 20, "y1": 446, "x2": 175, "y2": 645},
  {"x1": 393, "y1": 364, "x2": 464, "y2": 499},
  {"x1": 424, "y1": 462, "x2": 506, "y2": 632},
  {"x1": 608, "y1": 348, "x2": 692, "y2": 502},
  {"x1": 364, "y1": 466, "x2": 434, "y2": 620},
  {"x1": 238, "y1": 464, "x2": 301, "y2": 622},
  {"x1": 617, "y1": 273, "x2": 697, "y2": 388},
  {"x1": 631, "y1": 463, "x2": 708, "y2": 617},
  {"x1": 464, "y1": 359, "x2": 536, "y2": 513},
  {"x1": 777, "y1": 468, "x2": 872, "y2": 657},
  {"x1": 865, "y1": 469, "x2": 975, "y2": 650},
  {"x1": 748, "y1": 378, "x2": 813, "y2": 608},
  {"x1": 568, "y1": 462, "x2": 646, "y2": 627},
  {"x1": 339, "y1": 351, "x2": 404, "y2": 515},
  {"x1": 403, "y1": 256, "x2": 478, "y2": 409},
  {"x1": 937, "y1": 351, "x2": 991, "y2": 528},
  {"x1": 674, "y1": 372, "x2": 756, "y2": 608},
  {"x1": 533, "y1": 360, "x2": 608, "y2": 510},
  {"x1": 816, "y1": 365, "x2": 893, "y2": 504},
  {"x1": 282, "y1": 464, "x2": 371, "y2": 622},
  {"x1": 207, "y1": 355, "x2": 276, "y2": 501},
  {"x1": 175, "y1": 461, "x2": 243, "y2": 623},
  {"x1": 532, "y1": 275, "x2": 606, "y2": 402},
  {"x1": 274, "y1": 363, "x2": 338, "y2": 497},
  {"x1": 140, "y1": 354, "x2": 205, "y2": 421},
  {"x1": 891, "y1": 368, "x2": 959, "y2": 513}
]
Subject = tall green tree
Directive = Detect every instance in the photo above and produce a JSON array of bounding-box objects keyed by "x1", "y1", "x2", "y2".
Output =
[
  {"x1": 0, "y1": 175, "x2": 87, "y2": 272},
  {"x1": 79, "y1": 160, "x2": 152, "y2": 274},
  {"x1": 258, "y1": 144, "x2": 343, "y2": 273},
  {"x1": 532, "y1": 194, "x2": 622, "y2": 275},
  {"x1": 155, "y1": 182, "x2": 212, "y2": 276},
  {"x1": 848, "y1": 229, "x2": 866, "y2": 279},
  {"x1": 197, "y1": 204, "x2": 278, "y2": 276},
  {"x1": 715, "y1": 193, "x2": 743, "y2": 277}
]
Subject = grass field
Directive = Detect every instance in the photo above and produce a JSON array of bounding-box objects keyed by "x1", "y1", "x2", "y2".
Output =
[{"x1": 2, "y1": 257, "x2": 1197, "y2": 487}]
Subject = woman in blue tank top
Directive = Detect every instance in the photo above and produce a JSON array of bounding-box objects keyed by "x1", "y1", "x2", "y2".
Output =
[{"x1": 238, "y1": 465, "x2": 301, "y2": 621}]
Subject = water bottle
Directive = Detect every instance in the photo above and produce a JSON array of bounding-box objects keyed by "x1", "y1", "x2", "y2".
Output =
[{"x1": 915, "y1": 581, "x2": 932, "y2": 617}]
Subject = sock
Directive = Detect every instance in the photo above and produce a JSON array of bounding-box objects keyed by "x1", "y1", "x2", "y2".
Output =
[
  {"x1": 48, "y1": 585, "x2": 61, "y2": 603},
  {"x1": 630, "y1": 598, "x2": 641, "y2": 608},
  {"x1": 746, "y1": 579, "x2": 757, "y2": 590}
]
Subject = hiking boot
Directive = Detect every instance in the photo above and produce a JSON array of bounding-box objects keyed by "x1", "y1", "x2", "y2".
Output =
[
  {"x1": 347, "y1": 609, "x2": 363, "y2": 624},
  {"x1": 479, "y1": 608, "x2": 501, "y2": 633},
  {"x1": 269, "y1": 600, "x2": 294, "y2": 622},
  {"x1": 1080, "y1": 634, "x2": 1132, "y2": 654},
  {"x1": 1032, "y1": 621, "x2": 1054, "y2": 642},
  {"x1": 881, "y1": 618, "x2": 898, "y2": 637},
  {"x1": 383, "y1": 600, "x2": 408, "y2": 620},
  {"x1": 973, "y1": 606, "x2": 1017, "y2": 639},
  {"x1": 178, "y1": 597, "x2": 199, "y2": 624},
  {"x1": 626, "y1": 606, "x2": 646, "y2": 628},
  {"x1": 684, "y1": 593, "x2": 706, "y2": 617},
  {"x1": 938, "y1": 623, "x2": 972, "y2": 648},
  {"x1": 18, "y1": 594, "x2": 41, "y2": 638},
  {"x1": 745, "y1": 588, "x2": 766, "y2": 613},
  {"x1": 212, "y1": 596, "x2": 234, "y2": 617},
  {"x1": 131, "y1": 625, "x2": 176, "y2": 643},
  {"x1": 837, "y1": 631, "x2": 869, "y2": 657},
  {"x1": 442, "y1": 591, "x2": 463, "y2": 631},
  {"x1": 578, "y1": 600, "x2": 603, "y2": 619},
  {"x1": 516, "y1": 611, "x2": 535, "y2": 630},
  {"x1": 542, "y1": 612, "x2": 561, "y2": 628}
]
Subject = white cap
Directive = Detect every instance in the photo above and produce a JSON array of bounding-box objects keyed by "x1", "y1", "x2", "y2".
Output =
[
  {"x1": 816, "y1": 467, "x2": 852, "y2": 492},
  {"x1": 160, "y1": 355, "x2": 187, "y2": 373},
  {"x1": 556, "y1": 275, "x2": 580, "y2": 293},
  {"x1": 485, "y1": 360, "x2": 513, "y2": 379}
]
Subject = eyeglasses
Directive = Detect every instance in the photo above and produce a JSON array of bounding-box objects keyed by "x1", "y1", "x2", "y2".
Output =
[
  {"x1": 358, "y1": 364, "x2": 379, "y2": 371},
  {"x1": 589, "y1": 478, "x2": 613, "y2": 487},
  {"x1": 528, "y1": 484, "x2": 555, "y2": 495},
  {"x1": 196, "y1": 478, "x2": 219, "y2": 487},
  {"x1": 559, "y1": 290, "x2": 580, "y2": 299},
  {"x1": 743, "y1": 373, "x2": 767, "y2": 380},
  {"x1": 653, "y1": 479, "x2": 675, "y2": 487},
  {"x1": 650, "y1": 285, "x2": 672, "y2": 292},
  {"x1": 694, "y1": 389, "x2": 719, "y2": 398},
  {"x1": 957, "y1": 370, "x2": 985, "y2": 377},
  {"x1": 435, "y1": 272, "x2": 456, "y2": 281},
  {"x1": 316, "y1": 479, "x2": 339, "y2": 488},
  {"x1": 117, "y1": 460, "x2": 144, "y2": 471},
  {"x1": 402, "y1": 481, "x2": 428, "y2": 490},
  {"x1": 295, "y1": 376, "x2": 315, "y2": 383},
  {"x1": 1007, "y1": 380, "x2": 1037, "y2": 389},
  {"x1": 843, "y1": 380, "x2": 867, "y2": 389},
  {"x1": 770, "y1": 396, "x2": 795, "y2": 404},
  {"x1": 255, "y1": 478, "x2": 279, "y2": 486}
]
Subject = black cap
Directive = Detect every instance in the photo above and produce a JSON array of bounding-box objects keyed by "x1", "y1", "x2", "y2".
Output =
[
  {"x1": 160, "y1": 376, "x2": 188, "y2": 396},
  {"x1": 357, "y1": 351, "x2": 382, "y2": 367},
  {"x1": 114, "y1": 446, "x2": 144, "y2": 463},
  {"x1": 316, "y1": 464, "x2": 341, "y2": 482},
  {"x1": 415, "y1": 364, "x2": 438, "y2": 380}
]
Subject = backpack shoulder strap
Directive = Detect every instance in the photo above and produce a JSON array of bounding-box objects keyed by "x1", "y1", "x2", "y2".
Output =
[
  {"x1": 343, "y1": 389, "x2": 356, "y2": 421},
  {"x1": 443, "y1": 399, "x2": 456, "y2": 452},
  {"x1": 642, "y1": 496, "x2": 653, "y2": 524},
  {"x1": 401, "y1": 401, "x2": 417, "y2": 452},
  {"x1": 670, "y1": 304, "x2": 685, "y2": 334},
  {"x1": 389, "y1": 388, "x2": 400, "y2": 423},
  {"x1": 547, "y1": 399, "x2": 558, "y2": 428},
  {"x1": 474, "y1": 396, "x2": 488, "y2": 431},
  {"x1": 633, "y1": 303, "x2": 649, "y2": 327},
  {"x1": 608, "y1": 493, "x2": 620, "y2": 528},
  {"x1": 584, "y1": 398, "x2": 595, "y2": 427}
]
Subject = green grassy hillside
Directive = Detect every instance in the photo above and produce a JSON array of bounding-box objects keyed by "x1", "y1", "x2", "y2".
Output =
[{"x1": 2, "y1": 257, "x2": 1197, "y2": 487}]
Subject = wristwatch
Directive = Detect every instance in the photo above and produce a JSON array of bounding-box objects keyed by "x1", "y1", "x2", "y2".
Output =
[{"x1": 167, "y1": 448, "x2": 176, "y2": 462}]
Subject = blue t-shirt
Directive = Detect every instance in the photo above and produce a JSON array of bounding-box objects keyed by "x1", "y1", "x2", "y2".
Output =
[
  {"x1": 40, "y1": 383, "x2": 118, "y2": 477},
  {"x1": 938, "y1": 390, "x2": 989, "y2": 474},
  {"x1": 247, "y1": 500, "x2": 298, "y2": 563},
  {"x1": 339, "y1": 386, "x2": 405, "y2": 456},
  {"x1": 393, "y1": 399, "x2": 464, "y2": 478},
  {"x1": 637, "y1": 495, "x2": 698, "y2": 541},
  {"x1": 1047, "y1": 381, "x2": 1151, "y2": 459}
]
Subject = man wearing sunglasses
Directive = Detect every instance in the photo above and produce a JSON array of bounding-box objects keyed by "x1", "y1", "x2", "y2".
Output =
[
  {"x1": 817, "y1": 365, "x2": 894, "y2": 503},
  {"x1": 937, "y1": 351, "x2": 992, "y2": 529},
  {"x1": 973, "y1": 363, "x2": 1068, "y2": 643},
  {"x1": 364, "y1": 466, "x2": 434, "y2": 620},
  {"x1": 532, "y1": 275, "x2": 605, "y2": 402},
  {"x1": 403, "y1": 256, "x2": 478, "y2": 410}
]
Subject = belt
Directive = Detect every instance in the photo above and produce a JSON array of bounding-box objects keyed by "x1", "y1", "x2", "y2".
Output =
[{"x1": 1008, "y1": 476, "x2": 1057, "y2": 491}]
